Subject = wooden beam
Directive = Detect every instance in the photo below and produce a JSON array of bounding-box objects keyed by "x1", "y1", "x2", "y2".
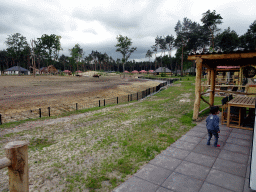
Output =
[
  {"x1": 193, "y1": 57, "x2": 203, "y2": 120},
  {"x1": 209, "y1": 68, "x2": 216, "y2": 106},
  {"x1": 215, "y1": 90, "x2": 256, "y2": 95},
  {"x1": 201, "y1": 96, "x2": 211, "y2": 106},
  {"x1": 187, "y1": 52, "x2": 256, "y2": 61},
  {"x1": 199, "y1": 106, "x2": 210, "y2": 115}
]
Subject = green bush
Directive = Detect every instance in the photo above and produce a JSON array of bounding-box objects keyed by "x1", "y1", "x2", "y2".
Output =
[{"x1": 160, "y1": 73, "x2": 167, "y2": 77}]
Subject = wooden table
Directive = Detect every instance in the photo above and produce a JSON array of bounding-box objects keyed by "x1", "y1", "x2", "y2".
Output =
[{"x1": 227, "y1": 96, "x2": 255, "y2": 130}]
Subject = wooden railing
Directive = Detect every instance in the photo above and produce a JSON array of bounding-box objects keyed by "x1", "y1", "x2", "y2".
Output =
[{"x1": 0, "y1": 141, "x2": 29, "y2": 192}]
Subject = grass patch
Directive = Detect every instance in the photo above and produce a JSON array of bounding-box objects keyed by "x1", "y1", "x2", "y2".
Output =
[{"x1": 0, "y1": 76, "x2": 209, "y2": 192}]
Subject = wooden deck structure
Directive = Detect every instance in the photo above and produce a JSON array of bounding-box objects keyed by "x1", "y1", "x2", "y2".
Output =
[{"x1": 187, "y1": 50, "x2": 256, "y2": 120}]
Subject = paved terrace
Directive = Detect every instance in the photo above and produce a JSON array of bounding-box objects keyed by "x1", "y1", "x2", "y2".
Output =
[{"x1": 113, "y1": 118, "x2": 254, "y2": 192}]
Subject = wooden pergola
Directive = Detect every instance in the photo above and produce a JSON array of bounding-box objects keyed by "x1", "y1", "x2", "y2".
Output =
[{"x1": 187, "y1": 50, "x2": 256, "y2": 120}]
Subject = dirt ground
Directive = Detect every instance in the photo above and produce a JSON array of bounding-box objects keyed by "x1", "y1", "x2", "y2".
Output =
[{"x1": 0, "y1": 75, "x2": 161, "y2": 123}]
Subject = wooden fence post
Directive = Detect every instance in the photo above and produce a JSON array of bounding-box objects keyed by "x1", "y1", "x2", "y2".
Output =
[
  {"x1": 39, "y1": 108, "x2": 41, "y2": 118},
  {"x1": 128, "y1": 95, "x2": 129, "y2": 102},
  {"x1": 137, "y1": 92, "x2": 139, "y2": 100},
  {"x1": 5, "y1": 141, "x2": 29, "y2": 192},
  {"x1": 0, "y1": 114, "x2": 2, "y2": 125},
  {"x1": 99, "y1": 100, "x2": 101, "y2": 107},
  {"x1": 117, "y1": 97, "x2": 118, "y2": 104},
  {"x1": 104, "y1": 99, "x2": 105, "y2": 106},
  {"x1": 48, "y1": 107, "x2": 50, "y2": 117},
  {"x1": 76, "y1": 103, "x2": 78, "y2": 110}
]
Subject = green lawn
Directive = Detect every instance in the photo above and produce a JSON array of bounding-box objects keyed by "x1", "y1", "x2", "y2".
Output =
[{"x1": 0, "y1": 76, "x2": 221, "y2": 192}]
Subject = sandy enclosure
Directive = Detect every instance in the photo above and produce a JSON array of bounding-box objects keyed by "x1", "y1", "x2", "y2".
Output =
[{"x1": 0, "y1": 75, "x2": 161, "y2": 123}]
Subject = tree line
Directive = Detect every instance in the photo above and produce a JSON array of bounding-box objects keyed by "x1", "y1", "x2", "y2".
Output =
[{"x1": 0, "y1": 10, "x2": 255, "y2": 75}]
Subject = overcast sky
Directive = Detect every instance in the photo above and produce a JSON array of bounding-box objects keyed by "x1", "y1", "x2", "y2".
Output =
[{"x1": 0, "y1": 0, "x2": 255, "y2": 62}]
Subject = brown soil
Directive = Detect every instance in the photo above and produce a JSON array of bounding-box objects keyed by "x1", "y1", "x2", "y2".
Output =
[{"x1": 0, "y1": 75, "x2": 161, "y2": 123}]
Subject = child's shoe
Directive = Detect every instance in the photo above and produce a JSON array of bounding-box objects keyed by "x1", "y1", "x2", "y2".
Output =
[{"x1": 216, "y1": 144, "x2": 220, "y2": 147}]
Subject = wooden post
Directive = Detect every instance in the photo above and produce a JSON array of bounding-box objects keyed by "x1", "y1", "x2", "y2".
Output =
[
  {"x1": 39, "y1": 108, "x2": 41, "y2": 118},
  {"x1": 0, "y1": 114, "x2": 2, "y2": 125},
  {"x1": 238, "y1": 67, "x2": 243, "y2": 89},
  {"x1": 5, "y1": 141, "x2": 29, "y2": 192},
  {"x1": 193, "y1": 57, "x2": 203, "y2": 120},
  {"x1": 48, "y1": 107, "x2": 50, "y2": 117},
  {"x1": 207, "y1": 69, "x2": 211, "y2": 85},
  {"x1": 209, "y1": 68, "x2": 216, "y2": 106}
]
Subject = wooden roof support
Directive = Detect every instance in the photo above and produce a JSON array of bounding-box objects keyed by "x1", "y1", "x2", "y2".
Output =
[
  {"x1": 193, "y1": 57, "x2": 203, "y2": 120},
  {"x1": 209, "y1": 68, "x2": 216, "y2": 106}
]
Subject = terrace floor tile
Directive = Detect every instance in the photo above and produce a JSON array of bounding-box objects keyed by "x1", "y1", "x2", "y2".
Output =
[
  {"x1": 186, "y1": 131, "x2": 207, "y2": 138},
  {"x1": 178, "y1": 135, "x2": 203, "y2": 144},
  {"x1": 192, "y1": 144, "x2": 221, "y2": 157},
  {"x1": 149, "y1": 154, "x2": 182, "y2": 171},
  {"x1": 229, "y1": 132, "x2": 252, "y2": 141},
  {"x1": 226, "y1": 137, "x2": 252, "y2": 147},
  {"x1": 223, "y1": 143, "x2": 250, "y2": 155},
  {"x1": 212, "y1": 158, "x2": 247, "y2": 177},
  {"x1": 170, "y1": 140, "x2": 198, "y2": 151},
  {"x1": 231, "y1": 128, "x2": 253, "y2": 135},
  {"x1": 161, "y1": 147, "x2": 191, "y2": 160},
  {"x1": 184, "y1": 152, "x2": 216, "y2": 167},
  {"x1": 174, "y1": 161, "x2": 210, "y2": 180},
  {"x1": 156, "y1": 187, "x2": 174, "y2": 192},
  {"x1": 162, "y1": 172, "x2": 203, "y2": 192},
  {"x1": 218, "y1": 149, "x2": 249, "y2": 164},
  {"x1": 113, "y1": 176, "x2": 159, "y2": 192},
  {"x1": 199, "y1": 138, "x2": 225, "y2": 147},
  {"x1": 190, "y1": 127, "x2": 208, "y2": 133},
  {"x1": 206, "y1": 169, "x2": 245, "y2": 192},
  {"x1": 199, "y1": 182, "x2": 234, "y2": 192},
  {"x1": 134, "y1": 164, "x2": 172, "y2": 185}
]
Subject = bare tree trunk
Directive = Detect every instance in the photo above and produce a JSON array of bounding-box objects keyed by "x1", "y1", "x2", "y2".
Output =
[{"x1": 181, "y1": 45, "x2": 184, "y2": 76}]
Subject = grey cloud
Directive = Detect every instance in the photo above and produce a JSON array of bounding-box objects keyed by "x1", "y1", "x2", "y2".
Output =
[{"x1": 0, "y1": 2, "x2": 64, "y2": 36}]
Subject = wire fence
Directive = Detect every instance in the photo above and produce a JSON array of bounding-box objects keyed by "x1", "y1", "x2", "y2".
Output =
[{"x1": 0, "y1": 79, "x2": 179, "y2": 125}]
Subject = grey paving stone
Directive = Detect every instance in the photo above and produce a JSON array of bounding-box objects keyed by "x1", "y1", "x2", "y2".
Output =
[
  {"x1": 219, "y1": 125, "x2": 233, "y2": 132},
  {"x1": 113, "y1": 176, "x2": 159, "y2": 192},
  {"x1": 162, "y1": 172, "x2": 203, "y2": 192},
  {"x1": 149, "y1": 154, "x2": 182, "y2": 170},
  {"x1": 206, "y1": 169, "x2": 245, "y2": 192},
  {"x1": 171, "y1": 140, "x2": 198, "y2": 151},
  {"x1": 161, "y1": 147, "x2": 190, "y2": 160},
  {"x1": 178, "y1": 135, "x2": 203, "y2": 144},
  {"x1": 224, "y1": 143, "x2": 250, "y2": 155},
  {"x1": 246, "y1": 164, "x2": 251, "y2": 179},
  {"x1": 218, "y1": 149, "x2": 249, "y2": 164},
  {"x1": 192, "y1": 144, "x2": 221, "y2": 157},
  {"x1": 229, "y1": 132, "x2": 252, "y2": 141},
  {"x1": 204, "y1": 134, "x2": 228, "y2": 142},
  {"x1": 213, "y1": 158, "x2": 247, "y2": 177},
  {"x1": 226, "y1": 137, "x2": 252, "y2": 147},
  {"x1": 190, "y1": 127, "x2": 208, "y2": 133},
  {"x1": 219, "y1": 130, "x2": 232, "y2": 136},
  {"x1": 231, "y1": 128, "x2": 253, "y2": 135},
  {"x1": 134, "y1": 164, "x2": 172, "y2": 185},
  {"x1": 184, "y1": 152, "x2": 216, "y2": 167},
  {"x1": 186, "y1": 131, "x2": 207, "y2": 138},
  {"x1": 243, "y1": 178, "x2": 255, "y2": 192},
  {"x1": 156, "y1": 187, "x2": 174, "y2": 192},
  {"x1": 199, "y1": 138, "x2": 225, "y2": 147},
  {"x1": 199, "y1": 182, "x2": 234, "y2": 192},
  {"x1": 196, "y1": 123, "x2": 207, "y2": 128},
  {"x1": 174, "y1": 161, "x2": 210, "y2": 180}
]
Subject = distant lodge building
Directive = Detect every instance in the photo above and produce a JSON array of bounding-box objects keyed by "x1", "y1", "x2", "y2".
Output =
[
  {"x1": 154, "y1": 67, "x2": 172, "y2": 75},
  {"x1": 4, "y1": 66, "x2": 30, "y2": 75}
]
